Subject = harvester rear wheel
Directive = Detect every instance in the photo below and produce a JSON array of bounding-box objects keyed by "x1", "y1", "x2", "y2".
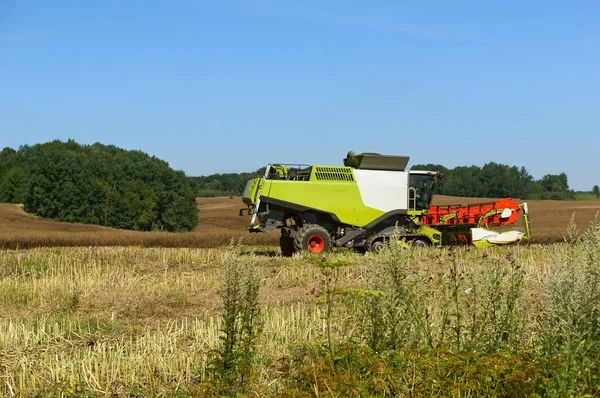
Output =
[
  {"x1": 294, "y1": 224, "x2": 331, "y2": 254},
  {"x1": 280, "y1": 232, "x2": 295, "y2": 257}
]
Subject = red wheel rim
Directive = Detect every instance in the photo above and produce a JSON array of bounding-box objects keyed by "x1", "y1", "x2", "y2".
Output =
[{"x1": 307, "y1": 235, "x2": 325, "y2": 253}]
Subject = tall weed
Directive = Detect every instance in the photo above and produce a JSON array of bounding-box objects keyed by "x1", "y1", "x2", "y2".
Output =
[
  {"x1": 215, "y1": 241, "x2": 262, "y2": 393},
  {"x1": 537, "y1": 214, "x2": 600, "y2": 395},
  {"x1": 359, "y1": 236, "x2": 421, "y2": 352}
]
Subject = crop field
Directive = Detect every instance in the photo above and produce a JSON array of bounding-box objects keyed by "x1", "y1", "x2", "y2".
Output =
[
  {"x1": 0, "y1": 198, "x2": 274, "y2": 250},
  {"x1": 1, "y1": 197, "x2": 600, "y2": 396},
  {"x1": 1, "y1": 195, "x2": 599, "y2": 249}
]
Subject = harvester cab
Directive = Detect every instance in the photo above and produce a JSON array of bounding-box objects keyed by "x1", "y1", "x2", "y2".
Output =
[{"x1": 240, "y1": 151, "x2": 530, "y2": 256}]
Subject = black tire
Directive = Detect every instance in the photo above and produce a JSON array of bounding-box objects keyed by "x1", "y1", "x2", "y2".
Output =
[
  {"x1": 293, "y1": 224, "x2": 331, "y2": 254},
  {"x1": 364, "y1": 234, "x2": 389, "y2": 253},
  {"x1": 280, "y1": 233, "x2": 295, "y2": 257},
  {"x1": 370, "y1": 239, "x2": 386, "y2": 253},
  {"x1": 411, "y1": 238, "x2": 430, "y2": 248}
]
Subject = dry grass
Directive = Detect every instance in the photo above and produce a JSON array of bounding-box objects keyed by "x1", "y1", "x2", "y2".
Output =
[
  {"x1": 0, "y1": 195, "x2": 599, "y2": 249},
  {"x1": 0, "y1": 245, "x2": 345, "y2": 395},
  {"x1": 0, "y1": 195, "x2": 598, "y2": 395},
  {"x1": 0, "y1": 241, "x2": 591, "y2": 395}
]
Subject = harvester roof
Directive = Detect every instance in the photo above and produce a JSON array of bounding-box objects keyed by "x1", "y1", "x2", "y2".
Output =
[{"x1": 343, "y1": 151, "x2": 410, "y2": 171}]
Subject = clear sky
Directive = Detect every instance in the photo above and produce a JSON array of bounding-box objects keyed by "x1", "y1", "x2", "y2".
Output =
[{"x1": 1, "y1": 1, "x2": 598, "y2": 190}]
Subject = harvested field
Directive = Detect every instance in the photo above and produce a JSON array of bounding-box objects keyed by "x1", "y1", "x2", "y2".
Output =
[
  {"x1": 0, "y1": 199, "x2": 276, "y2": 249},
  {"x1": 1, "y1": 197, "x2": 600, "y2": 396},
  {"x1": 0, "y1": 196, "x2": 599, "y2": 249},
  {"x1": 2, "y1": 237, "x2": 600, "y2": 395}
]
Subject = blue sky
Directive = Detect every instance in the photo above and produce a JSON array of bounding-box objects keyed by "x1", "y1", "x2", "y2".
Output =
[{"x1": 1, "y1": 1, "x2": 598, "y2": 190}]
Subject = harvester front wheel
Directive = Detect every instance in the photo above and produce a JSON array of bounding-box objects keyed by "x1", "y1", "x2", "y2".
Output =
[
  {"x1": 280, "y1": 233, "x2": 295, "y2": 257},
  {"x1": 294, "y1": 225, "x2": 331, "y2": 254}
]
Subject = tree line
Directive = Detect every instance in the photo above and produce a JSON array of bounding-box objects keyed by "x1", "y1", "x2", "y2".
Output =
[
  {"x1": 411, "y1": 162, "x2": 573, "y2": 199},
  {"x1": 192, "y1": 162, "x2": 576, "y2": 200},
  {"x1": 0, "y1": 140, "x2": 198, "y2": 231},
  {"x1": 191, "y1": 172, "x2": 259, "y2": 197}
]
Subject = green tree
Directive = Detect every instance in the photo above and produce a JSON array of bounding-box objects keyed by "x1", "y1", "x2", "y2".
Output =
[
  {"x1": 541, "y1": 173, "x2": 571, "y2": 200},
  {"x1": 191, "y1": 171, "x2": 259, "y2": 197},
  {"x1": 0, "y1": 166, "x2": 27, "y2": 203},
  {"x1": 593, "y1": 185, "x2": 600, "y2": 198},
  {"x1": 4, "y1": 139, "x2": 198, "y2": 231},
  {"x1": 410, "y1": 164, "x2": 449, "y2": 194},
  {"x1": 521, "y1": 180, "x2": 545, "y2": 200},
  {"x1": 0, "y1": 147, "x2": 29, "y2": 203},
  {"x1": 444, "y1": 165, "x2": 484, "y2": 197}
]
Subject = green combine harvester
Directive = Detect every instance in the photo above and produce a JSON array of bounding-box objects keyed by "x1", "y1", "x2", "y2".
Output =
[{"x1": 240, "y1": 151, "x2": 530, "y2": 256}]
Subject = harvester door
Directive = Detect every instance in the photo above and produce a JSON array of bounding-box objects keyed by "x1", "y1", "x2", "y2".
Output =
[{"x1": 408, "y1": 173, "x2": 436, "y2": 210}]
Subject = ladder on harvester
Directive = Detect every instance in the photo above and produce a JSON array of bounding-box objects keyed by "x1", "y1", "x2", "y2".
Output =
[{"x1": 250, "y1": 164, "x2": 272, "y2": 225}]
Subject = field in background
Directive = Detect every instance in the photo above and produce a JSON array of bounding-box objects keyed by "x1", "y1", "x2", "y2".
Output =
[
  {"x1": 1, "y1": 196, "x2": 599, "y2": 249},
  {"x1": 0, "y1": 198, "x2": 273, "y2": 249},
  {"x1": 575, "y1": 192, "x2": 600, "y2": 201}
]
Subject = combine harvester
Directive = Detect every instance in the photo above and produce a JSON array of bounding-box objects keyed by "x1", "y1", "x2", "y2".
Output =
[{"x1": 240, "y1": 151, "x2": 530, "y2": 256}]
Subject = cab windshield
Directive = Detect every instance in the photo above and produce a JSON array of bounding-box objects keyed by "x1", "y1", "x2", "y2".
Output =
[{"x1": 409, "y1": 173, "x2": 436, "y2": 210}]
